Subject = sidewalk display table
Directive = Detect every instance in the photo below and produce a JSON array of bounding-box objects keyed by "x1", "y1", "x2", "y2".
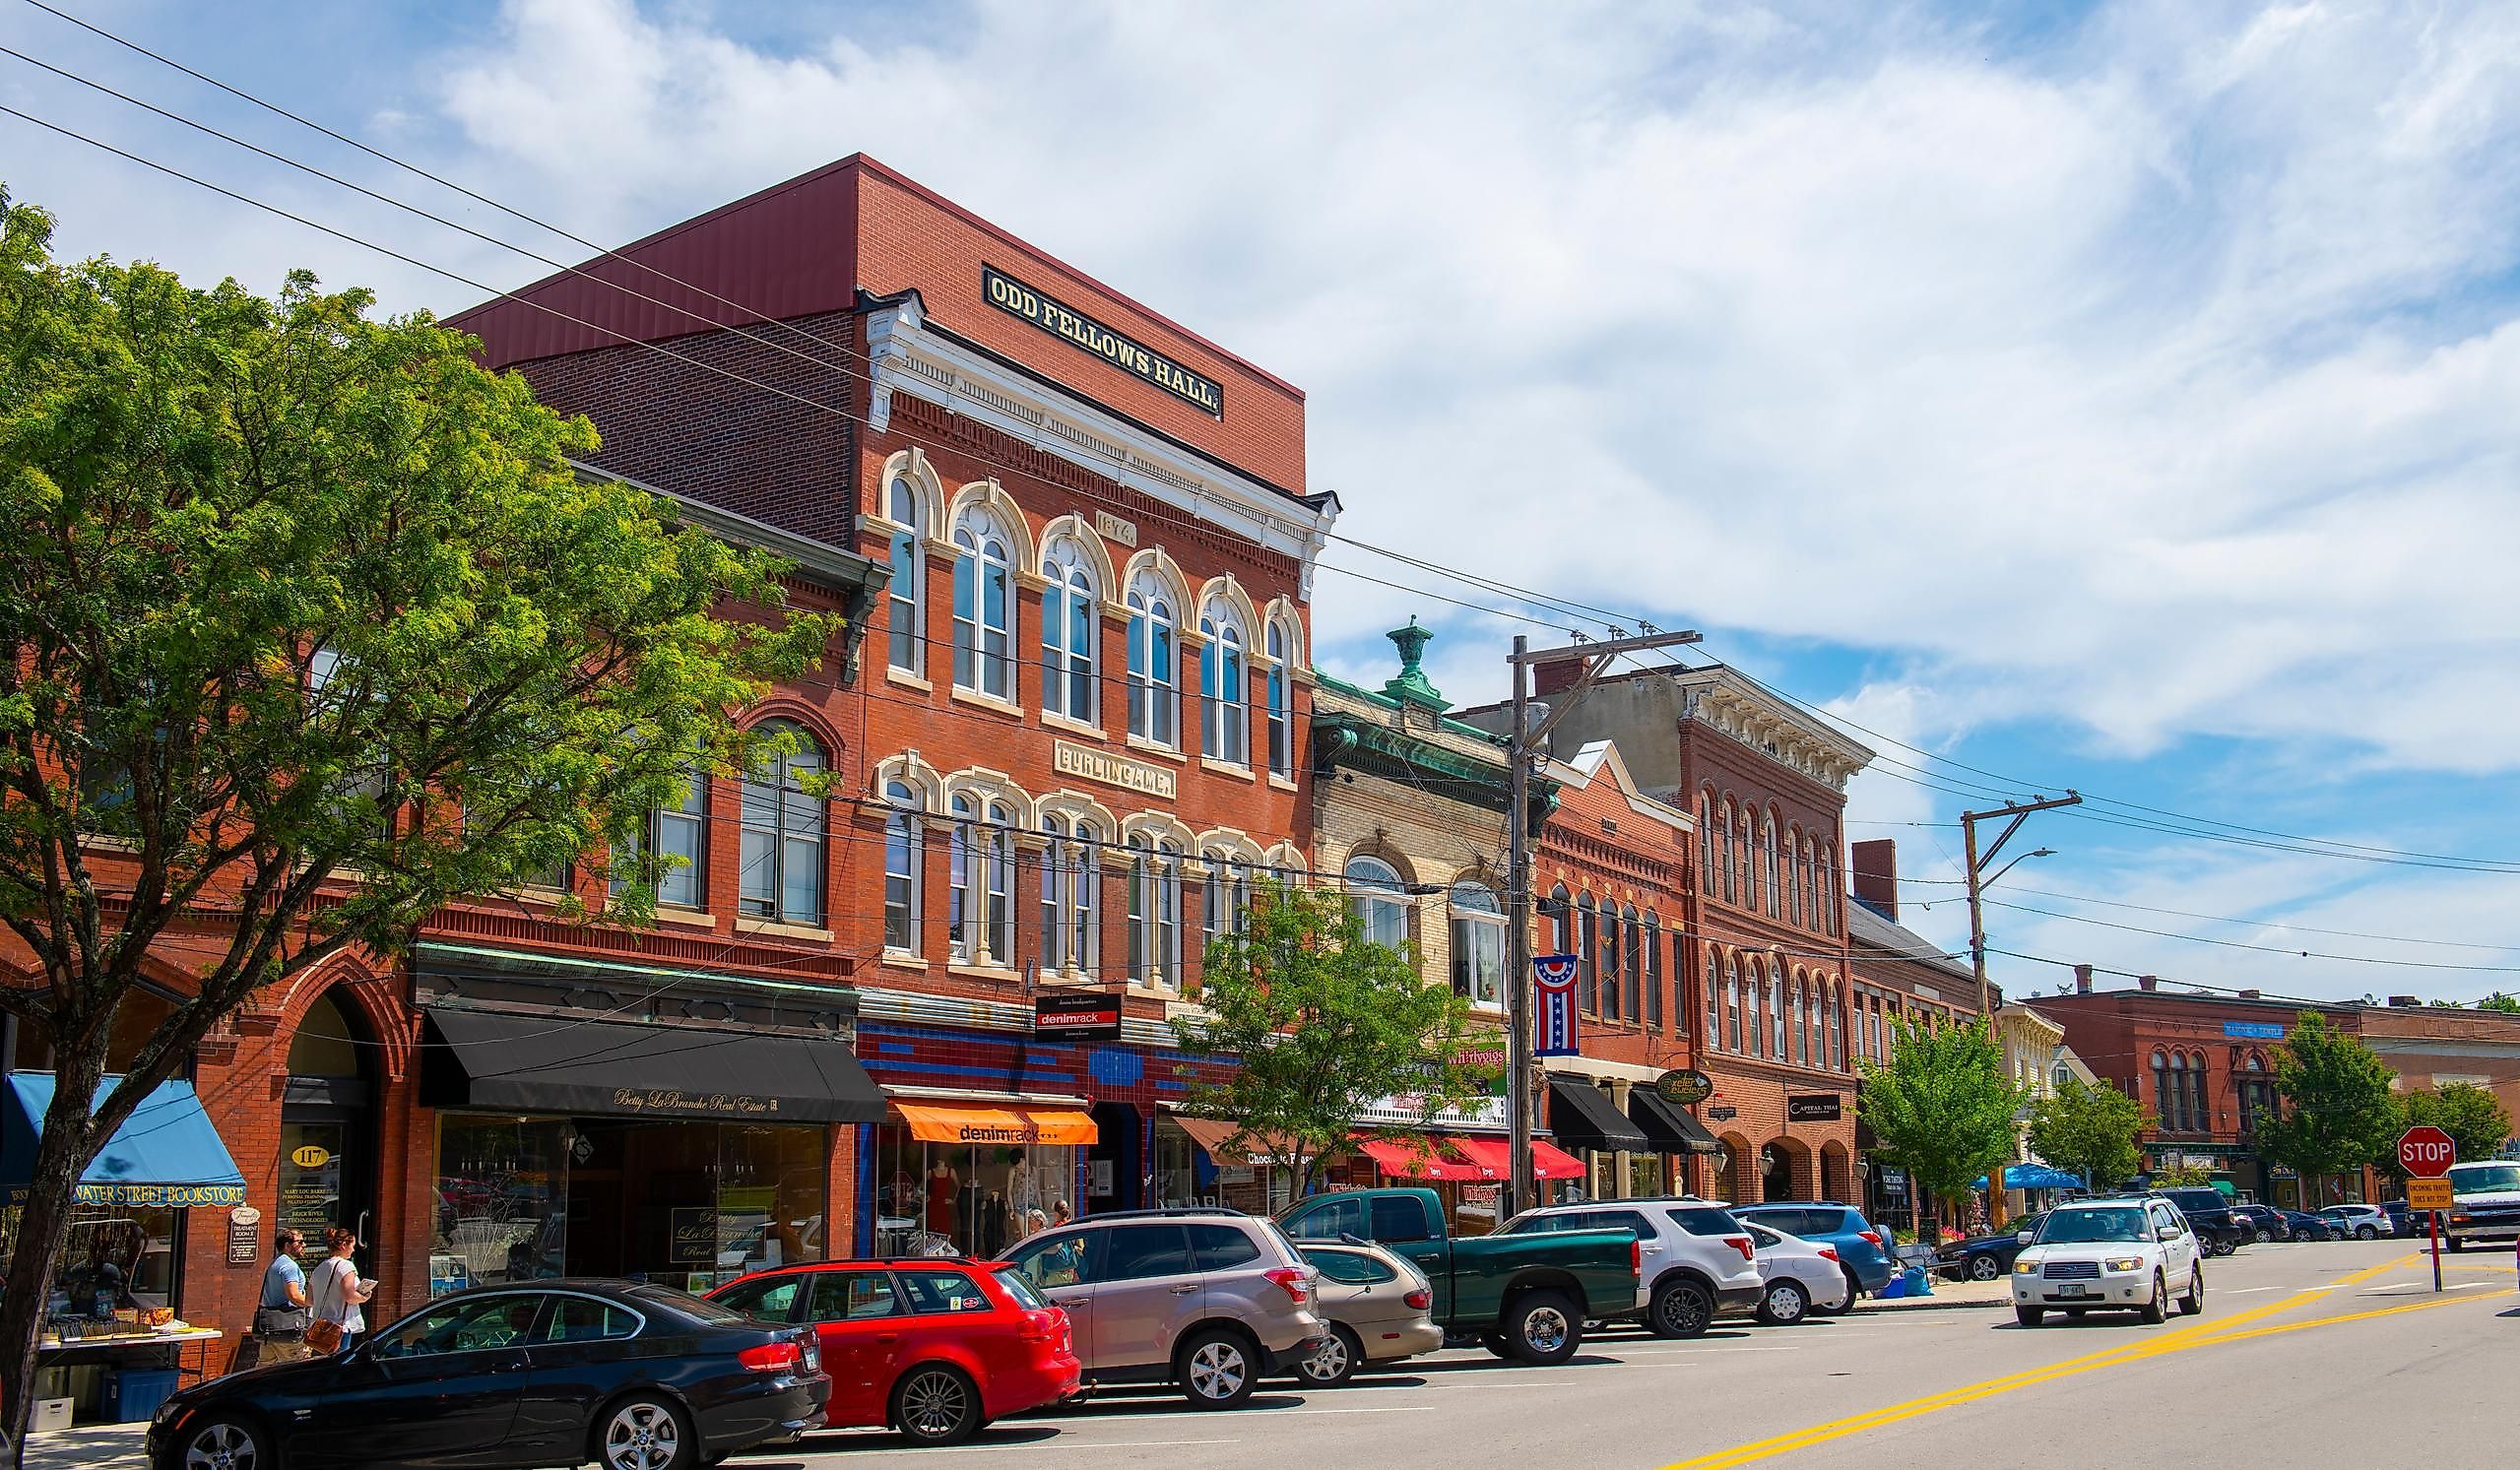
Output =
[{"x1": 34, "y1": 1327, "x2": 226, "y2": 1425}]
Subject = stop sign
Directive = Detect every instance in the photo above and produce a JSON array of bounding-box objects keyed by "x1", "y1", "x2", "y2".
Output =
[{"x1": 2399, "y1": 1125, "x2": 2456, "y2": 1177}]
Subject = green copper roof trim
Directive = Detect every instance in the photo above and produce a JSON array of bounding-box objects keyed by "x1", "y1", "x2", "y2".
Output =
[
  {"x1": 1311, "y1": 710, "x2": 1558, "y2": 820},
  {"x1": 1312, "y1": 670, "x2": 1506, "y2": 745},
  {"x1": 1381, "y1": 616, "x2": 1451, "y2": 712}
]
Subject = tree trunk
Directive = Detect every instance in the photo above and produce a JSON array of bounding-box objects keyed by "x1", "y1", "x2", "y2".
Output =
[{"x1": 0, "y1": 1052, "x2": 105, "y2": 1470}]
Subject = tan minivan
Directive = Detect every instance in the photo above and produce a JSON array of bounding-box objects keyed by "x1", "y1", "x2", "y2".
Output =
[{"x1": 1003, "y1": 1209, "x2": 1325, "y2": 1408}]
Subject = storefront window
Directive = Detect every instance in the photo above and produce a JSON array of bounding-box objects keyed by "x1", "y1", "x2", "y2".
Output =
[
  {"x1": 1629, "y1": 1154, "x2": 1667, "y2": 1198},
  {"x1": 1, "y1": 1203, "x2": 181, "y2": 1321},
  {"x1": 872, "y1": 1127, "x2": 1077, "y2": 1259},
  {"x1": 1150, "y1": 1121, "x2": 1197, "y2": 1208}
]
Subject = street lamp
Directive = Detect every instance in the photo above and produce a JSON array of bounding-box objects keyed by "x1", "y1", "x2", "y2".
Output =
[{"x1": 1980, "y1": 848, "x2": 2054, "y2": 892}]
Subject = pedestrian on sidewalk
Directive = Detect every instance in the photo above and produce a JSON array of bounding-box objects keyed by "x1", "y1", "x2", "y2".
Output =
[
  {"x1": 242, "y1": 1227, "x2": 312, "y2": 1370},
  {"x1": 305, "y1": 1227, "x2": 374, "y2": 1355}
]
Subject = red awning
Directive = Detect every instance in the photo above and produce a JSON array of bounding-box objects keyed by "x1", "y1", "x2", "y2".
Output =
[
  {"x1": 1527, "y1": 1139, "x2": 1588, "y2": 1181},
  {"x1": 1355, "y1": 1135, "x2": 1485, "y2": 1182},
  {"x1": 1448, "y1": 1135, "x2": 1587, "y2": 1182}
]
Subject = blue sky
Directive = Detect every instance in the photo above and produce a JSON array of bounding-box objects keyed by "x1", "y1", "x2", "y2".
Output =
[{"x1": 6, "y1": 0, "x2": 2518, "y2": 1002}]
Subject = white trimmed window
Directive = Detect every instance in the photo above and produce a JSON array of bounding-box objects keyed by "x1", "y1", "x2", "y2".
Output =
[
  {"x1": 1346, "y1": 856, "x2": 1407, "y2": 951},
  {"x1": 951, "y1": 505, "x2": 1015, "y2": 701},
  {"x1": 738, "y1": 723, "x2": 824, "y2": 925},
  {"x1": 1450, "y1": 883, "x2": 1505, "y2": 1011},
  {"x1": 886, "y1": 476, "x2": 924, "y2": 676},
  {"x1": 1265, "y1": 622, "x2": 1293, "y2": 776},
  {"x1": 882, "y1": 780, "x2": 921, "y2": 953},
  {"x1": 1126, "y1": 571, "x2": 1178, "y2": 746},
  {"x1": 1041, "y1": 538, "x2": 1098, "y2": 723},
  {"x1": 1198, "y1": 602, "x2": 1248, "y2": 765}
]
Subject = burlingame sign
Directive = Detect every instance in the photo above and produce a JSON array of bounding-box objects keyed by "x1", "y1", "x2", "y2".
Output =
[
  {"x1": 1034, "y1": 991, "x2": 1124, "y2": 1042},
  {"x1": 1053, "y1": 738, "x2": 1177, "y2": 800},
  {"x1": 984, "y1": 267, "x2": 1225, "y2": 415}
]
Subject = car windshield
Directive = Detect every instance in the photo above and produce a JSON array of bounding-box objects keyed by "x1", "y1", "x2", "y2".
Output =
[
  {"x1": 2451, "y1": 1164, "x2": 2520, "y2": 1193},
  {"x1": 2035, "y1": 1207, "x2": 2150, "y2": 1245}
]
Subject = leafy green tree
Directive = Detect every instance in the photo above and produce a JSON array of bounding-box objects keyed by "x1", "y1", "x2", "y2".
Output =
[
  {"x1": 1172, "y1": 880, "x2": 1493, "y2": 1198},
  {"x1": 2026, "y1": 1075, "x2": 2145, "y2": 1191},
  {"x1": 2148, "y1": 1161, "x2": 2214, "y2": 1188},
  {"x1": 0, "y1": 190, "x2": 833, "y2": 1457},
  {"x1": 1857, "y1": 1018, "x2": 2030, "y2": 1243},
  {"x1": 2256, "y1": 1013, "x2": 2400, "y2": 1206},
  {"x1": 2477, "y1": 991, "x2": 2520, "y2": 1015},
  {"x1": 2394, "y1": 1083, "x2": 2513, "y2": 1171}
]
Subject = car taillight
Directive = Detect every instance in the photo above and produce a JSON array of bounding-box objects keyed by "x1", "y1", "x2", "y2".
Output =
[
  {"x1": 1632, "y1": 1240, "x2": 1644, "y2": 1277},
  {"x1": 1726, "y1": 1236, "x2": 1755, "y2": 1262},
  {"x1": 1858, "y1": 1231, "x2": 1883, "y2": 1246},
  {"x1": 1404, "y1": 1288, "x2": 1433, "y2": 1310},
  {"x1": 1263, "y1": 1267, "x2": 1312, "y2": 1307},
  {"x1": 1017, "y1": 1309, "x2": 1062, "y2": 1343},
  {"x1": 738, "y1": 1341, "x2": 802, "y2": 1374},
  {"x1": 1818, "y1": 1246, "x2": 1840, "y2": 1261}
]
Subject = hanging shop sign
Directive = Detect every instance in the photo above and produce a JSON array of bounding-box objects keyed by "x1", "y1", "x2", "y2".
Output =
[
  {"x1": 1707, "y1": 1105, "x2": 1739, "y2": 1122},
  {"x1": 1532, "y1": 955, "x2": 1580, "y2": 1057},
  {"x1": 1034, "y1": 991, "x2": 1125, "y2": 1042},
  {"x1": 226, "y1": 1205, "x2": 262, "y2": 1266},
  {"x1": 1654, "y1": 1069, "x2": 1713, "y2": 1107},
  {"x1": 1786, "y1": 1094, "x2": 1843, "y2": 1123},
  {"x1": 983, "y1": 266, "x2": 1225, "y2": 415},
  {"x1": 1053, "y1": 738, "x2": 1177, "y2": 800}
]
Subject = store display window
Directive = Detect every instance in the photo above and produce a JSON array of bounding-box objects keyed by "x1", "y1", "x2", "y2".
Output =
[{"x1": 871, "y1": 1126, "x2": 1078, "y2": 1259}]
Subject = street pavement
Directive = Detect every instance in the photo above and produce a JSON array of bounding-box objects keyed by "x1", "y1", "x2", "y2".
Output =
[{"x1": 39, "y1": 1238, "x2": 2512, "y2": 1470}]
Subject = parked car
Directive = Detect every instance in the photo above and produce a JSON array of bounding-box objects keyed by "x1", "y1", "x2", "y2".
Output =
[
  {"x1": 1728, "y1": 1201, "x2": 1897, "y2": 1308},
  {"x1": 1492, "y1": 1197, "x2": 1762, "y2": 1338},
  {"x1": 2012, "y1": 1197, "x2": 2205, "y2": 1326},
  {"x1": 2229, "y1": 1203, "x2": 2291, "y2": 1244},
  {"x1": 2441, "y1": 1160, "x2": 2520, "y2": 1251},
  {"x1": 2319, "y1": 1203, "x2": 2393, "y2": 1240},
  {"x1": 1937, "y1": 1212, "x2": 2048, "y2": 1280},
  {"x1": 708, "y1": 1257, "x2": 1078, "y2": 1445},
  {"x1": 2279, "y1": 1210, "x2": 2339, "y2": 1242},
  {"x1": 148, "y1": 1281, "x2": 825, "y2": 1470},
  {"x1": 1002, "y1": 1208, "x2": 1324, "y2": 1409},
  {"x1": 1290, "y1": 1242, "x2": 1445, "y2": 1386},
  {"x1": 2152, "y1": 1186, "x2": 2246, "y2": 1255},
  {"x1": 1738, "y1": 1220, "x2": 1851, "y2": 1324},
  {"x1": 1278, "y1": 1187, "x2": 1640, "y2": 1365},
  {"x1": 2379, "y1": 1198, "x2": 2416, "y2": 1239}
]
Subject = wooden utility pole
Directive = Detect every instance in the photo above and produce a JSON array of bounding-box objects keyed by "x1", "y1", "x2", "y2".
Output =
[{"x1": 1961, "y1": 792, "x2": 2081, "y2": 1227}]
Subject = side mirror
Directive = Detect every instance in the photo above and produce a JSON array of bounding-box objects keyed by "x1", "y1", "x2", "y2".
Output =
[
  {"x1": 2156, "y1": 1225, "x2": 2178, "y2": 1242},
  {"x1": 2015, "y1": 1232, "x2": 2034, "y2": 1246}
]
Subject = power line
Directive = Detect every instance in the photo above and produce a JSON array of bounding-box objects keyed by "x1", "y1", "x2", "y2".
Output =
[{"x1": 1873, "y1": 875, "x2": 2519, "y2": 954}]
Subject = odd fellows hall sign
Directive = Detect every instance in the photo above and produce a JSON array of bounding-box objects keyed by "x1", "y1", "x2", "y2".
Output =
[{"x1": 983, "y1": 267, "x2": 1225, "y2": 415}]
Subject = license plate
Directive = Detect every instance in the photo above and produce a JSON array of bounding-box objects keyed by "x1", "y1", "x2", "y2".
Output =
[{"x1": 2054, "y1": 1284, "x2": 2092, "y2": 1299}]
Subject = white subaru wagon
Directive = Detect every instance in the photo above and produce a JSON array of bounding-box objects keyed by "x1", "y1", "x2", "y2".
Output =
[{"x1": 2011, "y1": 1196, "x2": 2204, "y2": 1326}]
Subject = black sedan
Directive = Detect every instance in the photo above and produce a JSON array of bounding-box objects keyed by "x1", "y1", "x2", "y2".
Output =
[
  {"x1": 2230, "y1": 1203, "x2": 2291, "y2": 1243},
  {"x1": 148, "y1": 1280, "x2": 827, "y2": 1470},
  {"x1": 1938, "y1": 1212, "x2": 2048, "y2": 1280},
  {"x1": 2281, "y1": 1210, "x2": 2340, "y2": 1242}
]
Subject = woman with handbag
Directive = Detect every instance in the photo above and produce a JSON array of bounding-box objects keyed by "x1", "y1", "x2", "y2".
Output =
[{"x1": 305, "y1": 1226, "x2": 374, "y2": 1355}]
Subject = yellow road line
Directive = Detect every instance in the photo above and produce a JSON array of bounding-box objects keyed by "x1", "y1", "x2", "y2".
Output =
[
  {"x1": 1658, "y1": 1254, "x2": 2417, "y2": 1470},
  {"x1": 2199, "y1": 1287, "x2": 2515, "y2": 1346}
]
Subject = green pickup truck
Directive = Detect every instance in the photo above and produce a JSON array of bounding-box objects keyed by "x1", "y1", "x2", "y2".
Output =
[{"x1": 1278, "y1": 1187, "x2": 1641, "y2": 1365}]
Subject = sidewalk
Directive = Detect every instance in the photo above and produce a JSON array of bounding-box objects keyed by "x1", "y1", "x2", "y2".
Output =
[
  {"x1": 1855, "y1": 1276, "x2": 2011, "y2": 1312},
  {"x1": 24, "y1": 1423, "x2": 146, "y2": 1469}
]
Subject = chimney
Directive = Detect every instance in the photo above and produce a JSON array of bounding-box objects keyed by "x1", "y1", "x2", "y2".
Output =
[
  {"x1": 2073, "y1": 964, "x2": 2094, "y2": 995},
  {"x1": 2388, "y1": 994, "x2": 2421, "y2": 1008},
  {"x1": 2138, "y1": 974, "x2": 2160, "y2": 991},
  {"x1": 1850, "y1": 839, "x2": 1898, "y2": 921}
]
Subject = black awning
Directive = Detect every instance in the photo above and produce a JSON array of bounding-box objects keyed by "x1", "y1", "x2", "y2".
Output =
[
  {"x1": 420, "y1": 1006, "x2": 887, "y2": 1123},
  {"x1": 1628, "y1": 1088, "x2": 1723, "y2": 1155},
  {"x1": 1548, "y1": 1079, "x2": 1650, "y2": 1153}
]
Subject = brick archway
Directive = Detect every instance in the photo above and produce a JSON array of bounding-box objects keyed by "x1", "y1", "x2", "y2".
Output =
[
  {"x1": 1717, "y1": 1132, "x2": 1756, "y2": 1203},
  {"x1": 1820, "y1": 1141, "x2": 1851, "y2": 1202}
]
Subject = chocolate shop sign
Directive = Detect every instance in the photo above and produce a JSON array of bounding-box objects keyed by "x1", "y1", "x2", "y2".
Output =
[{"x1": 983, "y1": 267, "x2": 1224, "y2": 415}]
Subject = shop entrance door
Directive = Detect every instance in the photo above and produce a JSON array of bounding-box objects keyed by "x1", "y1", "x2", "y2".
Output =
[
  {"x1": 281, "y1": 991, "x2": 376, "y2": 1263},
  {"x1": 1087, "y1": 1103, "x2": 1140, "y2": 1213}
]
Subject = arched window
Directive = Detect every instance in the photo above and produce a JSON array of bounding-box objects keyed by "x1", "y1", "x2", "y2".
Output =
[
  {"x1": 1198, "y1": 602, "x2": 1249, "y2": 766},
  {"x1": 1621, "y1": 905, "x2": 1644, "y2": 1026},
  {"x1": 1040, "y1": 537, "x2": 1098, "y2": 723},
  {"x1": 885, "y1": 475, "x2": 924, "y2": 676},
  {"x1": 1826, "y1": 983, "x2": 1842, "y2": 1070},
  {"x1": 1157, "y1": 838, "x2": 1184, "y2": 986},
  {"x1": 1804, "y1": 839, "x2": 1820, "y2": 929},
  {"x1": 1041, "y1": 814, "x2": 1100, "y2": 979},
  {"x1": 1265, "y1": 620, "x2": 1293, "y2": 776},
  {"x1": 1643, "y1": 912, "x2": 1663, "y2": 1030},
  {"x1": 1545, "y1": 883, "x2": 1572, "y2": 956},
  {"x1": 1868, "y1": 995, "x2": 1882, "y2": 1060},
  {"x1": 1346, "y1": 856, "x2": 1408, "y2": 952},
  {"x1": 1761, "y1": 816, "x2": 1779, "y2": 917},
  {"x1": 1769, "y1": 967, "x2": 1786, "y2": 1059},
  {"x1": 1699, "y1": 791, "x2": 1716, "y2": 896},
  {"x1": 1126, "y1": 570, "x2": 1178, "y2": 746},
  {"x1": 2153, "y1": 1052, "x2": 2174, "y2": 1131},
  {"x1": 951, "y1": 504, "x2": 1015, "y2": 700},
  {"x1": 1704, "y1": 945, "x2": 1721, "y2": 1041},
  {"x1": 612, "y1": 753, "x2": 707, "y2": 910},
  {"x1": 1746, "y1": 958, "x2": 1766, "y2": 1057},
  {"x1": 1785, "y1": 825, "x2": 1802, "y2": 927},
  {"x1": 1450, "y1": 883, "x2": 1505, "y2": 1011},
  {"x1": 946, "y1": 794, "x2": 1016, "y2": 967},
  {"x1": 1576, "y1": 894, "x2": 1600, "y2": 1014},
  {"x1": 1820, "y1": 845, "x2": 1838, "y2": 934},
  {"x1": 2190, "y1": 1053, "x2": 2212, "y2": 1134},
  {"x1": 1736, "y1": 809, "x2": 1753, "y2": 913},
  {"x1": 1717, "y1": 799, "x2": 1736, "y2": 903},
  {"x1": 738, "y1": 722, "x2": 824, "y2": 925},
  {"x1": 1128, "y1": 837, "x2": 1186, "y2": 987},
  {"x1": 1201, "y1": 849, "x2": 1252, "y2": 960},
  {"x1": 1790, "y1": 975, "x2": 1807, "y2": 1066},
  {"x1": 2238, "y1": 1053, "x2": 2270, "y2": 1137},
  {"x1": 881, "y1": 780, "x2": 921, "y2": 953},
  {"x1": 1724, "y1": 953, "x2": 1743, "y2": 1053}
]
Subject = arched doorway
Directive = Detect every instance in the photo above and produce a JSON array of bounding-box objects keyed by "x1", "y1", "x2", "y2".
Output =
[
  {"x1": 279, "y1": 990, "x2": 378, "y2": 1262},
  {"x1": 1717, "y1": 1134, "x2": 1753, "y2": 1202},
  {"x1": 1820, "y1": 1141, "x2": 1851, "y2": 1202},
  {"x1": 1761, "y1": 1141, "x2": 1795, "y2": 1203}
]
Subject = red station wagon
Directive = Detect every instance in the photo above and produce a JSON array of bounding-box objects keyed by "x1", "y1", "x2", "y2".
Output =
[{"x1": 709, "y1": 1259, "x2": 1080, "y2": 1445}]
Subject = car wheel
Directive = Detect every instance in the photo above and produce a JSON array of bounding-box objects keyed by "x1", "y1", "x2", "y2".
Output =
[
  {"x1": 1648, "y1": 1279, "x2": 1713, "y2": 1340},
  {"x1": 176, "y1": 1414, "x2": 275, "y2": 1470},
  {"x1": 2215, "y1": 1238, "x2": 2238, "y2": 1257},
  {"x1": 1178, "y1": 1328, "x2": 1258, "y2": 1409},
  {"x1": 2358, "y1": 1226, "x2": 2376, "y2": 1242},
  {"x1": 597, "y1": 1395, "x2": 694, "y2": 1470},
  {"x1": 2179, "y1": 1265, "x2": 2204, "y2": 1316},
  {"x1": 1756, "y1": 1279, "x2": 1809, "y2": 1327},
  {"x1": 1969, "y1": 1254, "x2": 2002, "y2": 1282},
  {"x1": 2140, "y1": 1270, "x2": 2168, "y2": 1324},
  {"x1": 1480, "y1": 1331, "x2": 1518, "y2": 1362},
  {"x1": 2015, "y1": 1307, "x2": 2044, "y2": 1326},
  {"x1": 2253, "y1": 1229, "x2": 2272, "y2": 1245},
  {"x1": 1507, "y1": 1291, "x2": 1582, "y2": 1364},
  {"x1": 1297, "y1": 1326, "x2": 1360, "y2": 1388},
  {"x1": 893, "y1": 1364, "x2": 982, "y2": 1446},
  {"x1": 2447, "y1": 1236, "x2": 2465, "y2": 1253}
]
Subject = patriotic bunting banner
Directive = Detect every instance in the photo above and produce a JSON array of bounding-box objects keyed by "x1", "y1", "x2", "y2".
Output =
[{"x1": 1532, "y1": 953, "x2": 1580, "y2": 1057}]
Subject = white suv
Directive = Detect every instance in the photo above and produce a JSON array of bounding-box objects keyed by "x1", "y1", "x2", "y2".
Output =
[
  {"x1": 2011, "y1": 1196, "x2": 2205, "y2": 1326},
  {"x1": 1497, "y1": 1198, "x2": 1764, "y2": 1338}
]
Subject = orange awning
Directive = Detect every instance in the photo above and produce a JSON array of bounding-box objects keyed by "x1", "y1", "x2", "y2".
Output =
[{"x1": 893, "y1": 1101, "x2": 1098, "y2": 1147}]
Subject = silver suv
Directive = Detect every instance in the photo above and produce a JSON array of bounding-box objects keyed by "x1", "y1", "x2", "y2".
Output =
[{"x1": 1003, "y1": 1208, "x2": 1325, "y2": 1408}]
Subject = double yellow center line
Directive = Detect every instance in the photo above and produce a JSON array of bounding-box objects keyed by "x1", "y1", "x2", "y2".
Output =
[{"x1": 1659, "y1": 1254, "x2": 2496, "y2": 1470}]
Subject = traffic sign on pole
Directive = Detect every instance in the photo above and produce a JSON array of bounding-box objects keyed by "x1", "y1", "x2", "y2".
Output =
[
  {"x1": 2398, "y1": 1126, "x2": 2455, "y2": 1178},
  {"x1": 2406, "y1": 1178, "x2": 2454, "y2": 1210}
]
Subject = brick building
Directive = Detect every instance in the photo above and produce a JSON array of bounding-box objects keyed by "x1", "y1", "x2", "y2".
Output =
[
  {"x1": 452, "y1": 155, "x2": 1338, "y2": 1251},
  {"x1": 1463, "y1": 663, "x2": 1866, "y2": 1206},
  {"x1": 2, "y1": 489, "x2": 890, "y2": 1374},
  {"x1": 1841, "y1": 838, "x2": 1988, "y2": 1222}
]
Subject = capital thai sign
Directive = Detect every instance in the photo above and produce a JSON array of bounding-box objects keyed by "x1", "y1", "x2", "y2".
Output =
[
  {"x1": 1786, "y1": 1094, "x2": 1843, "y2": 1122},
  {"x1": 984, "y1": 267, "x2": 1224, "y2": 415},
  {"x1": 1053, "y1": 738, "x2": 1177, "y2": 799}
]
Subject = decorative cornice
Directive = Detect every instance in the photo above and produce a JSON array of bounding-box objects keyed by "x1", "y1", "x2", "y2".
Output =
[{"x1": 1675, "y1": 671, "x2": 1873, "y2": 790}]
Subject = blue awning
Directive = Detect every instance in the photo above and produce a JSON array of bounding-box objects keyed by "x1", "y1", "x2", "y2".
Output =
[
  {"x1": 2003, "y1": 1164, "x2": 2086, "y2": 1191},
  {"x1": 2, "y1": 1073, "x2": 246, "y2": 1208}
]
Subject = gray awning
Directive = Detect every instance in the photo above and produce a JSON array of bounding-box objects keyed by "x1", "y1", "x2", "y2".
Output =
[{"x1": 420, "y1": 1006, "x2": 886, "y2": 1123}]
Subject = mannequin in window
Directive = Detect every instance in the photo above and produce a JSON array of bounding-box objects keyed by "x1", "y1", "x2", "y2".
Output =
[{"x1": 925, "y1": 1160, "x2": 958, "y2": 1235}]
